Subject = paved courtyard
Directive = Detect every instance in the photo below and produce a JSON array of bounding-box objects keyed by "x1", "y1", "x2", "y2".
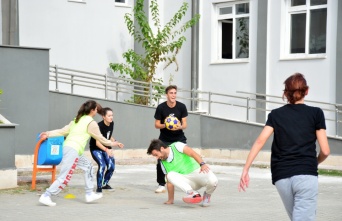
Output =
[{"x1": 0, "y1": 164, "x2": 341, "y2": 221}]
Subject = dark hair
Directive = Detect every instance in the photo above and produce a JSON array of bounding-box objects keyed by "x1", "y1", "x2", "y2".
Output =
[
  {"x1": 283, "y1": 73, "x2": 309, "y2": 104},
  {"x1": 147, "y1": 139, "x2": 167, "y2": 155},
  {"x1": 165, "y1": 85, "x2": 177, "y2": 94},
  {"x1": 101, "y1": 107, "x2": 113, "y2": 116},
  {"x1": 75, "y1": 100, "x2": 100, "y2": 123}
]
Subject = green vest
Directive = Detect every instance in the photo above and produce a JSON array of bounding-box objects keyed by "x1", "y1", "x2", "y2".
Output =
[
  {"x1": 64, "y1": 115, "x2": 93, "y2": 155},
  {"x1": 161, "y1": 143, "x2": 200, "y2": 175}
]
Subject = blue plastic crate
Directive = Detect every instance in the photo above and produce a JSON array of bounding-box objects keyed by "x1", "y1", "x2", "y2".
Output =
[{"x1": 38, "y1": 136, "x2": 64, "y2": 165}]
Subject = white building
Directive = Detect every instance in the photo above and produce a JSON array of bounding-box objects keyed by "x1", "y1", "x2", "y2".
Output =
[{"x1": 1, "y1": 0, "x2": 341, "y2": 135}]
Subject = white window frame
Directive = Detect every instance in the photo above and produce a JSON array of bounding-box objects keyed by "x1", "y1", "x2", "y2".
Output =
[
  {"x1": 281, "y1": 0, "x2": 328, "y2": 60},
  {"x1": 212, "y1": 1, "x2": 250, "y2": 64}
]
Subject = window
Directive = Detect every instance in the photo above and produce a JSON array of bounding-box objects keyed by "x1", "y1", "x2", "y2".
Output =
[
  {"x1": 115, "y1": 0, "x2": 125, "y2": 3},
  {"x1": 285, "y1": 0, "x2": 327, "y2": 56},
  {"x1": 215, "y1": 2, "x2": 250, "y2": 61}
]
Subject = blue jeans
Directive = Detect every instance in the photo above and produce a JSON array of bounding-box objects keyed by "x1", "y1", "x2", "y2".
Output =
[
  {"x1": 275, "y1": 175, "x2": 318, "y2": 221},
  {"x1": 91, "y1": 149, "x2": 115, "y2": 190}
]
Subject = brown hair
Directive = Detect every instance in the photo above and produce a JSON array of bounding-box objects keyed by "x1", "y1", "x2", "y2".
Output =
[
  {"x1": 101, "y1": 107, "x2": 113, "y2": 116},
  {"x1": 165, "y1": 85, "x2": 177, "y2": 94},
  {"x1": 75, "y1": 100, "x2": 100, "y2": 123},
  {"x1": 282, "y1": 73, "x2": 309, "y2": 104},
  {"x1": 147, "y1": 139, "x2": 168, "y2": 155}
]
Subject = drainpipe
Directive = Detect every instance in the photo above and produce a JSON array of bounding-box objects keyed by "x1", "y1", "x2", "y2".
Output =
[{"x1": 191, "y1": 0, "x2": 199, "y2": 111}]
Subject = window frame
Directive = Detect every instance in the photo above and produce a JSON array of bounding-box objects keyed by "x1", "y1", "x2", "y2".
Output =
[
  {"x1": 212, "y1": 1, "x2": 250, "y2": 64},
  {"x1": 281, "y1": 0, "x2": 328, "y2": 60}
]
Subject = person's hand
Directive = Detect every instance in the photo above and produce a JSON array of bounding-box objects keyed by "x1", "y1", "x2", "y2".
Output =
[
  {"x1": 113, "y1": 141, "x2": 124, "y2": 148},
  {"x1": 39, "y1": 132, "x2": 48, "y2": 140},
  {"x1": 238, "y1": 170, "x2": 250, "y2": 192},
  {"x1": 105, "y1": 148, "x2": 114, "y2": 157},
  {"x1": 164, "y1": 200, "x2": 174, "y2": 205},
  {"x1": 200, "y1": 164, "x2": 210, "y2": 173},
  {"x1": 170, "y1": 121, "x2": 182, "y2": 131}
]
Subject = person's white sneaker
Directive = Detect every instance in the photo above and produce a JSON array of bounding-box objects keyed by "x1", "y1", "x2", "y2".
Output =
[
  {"x1": 155, "y1": 185, "x2": 166, "y2": 193},
  {"x1": 85, "y1": 192, "x2": 103, "y2": 203},
  {"x1": 39, "y1": 194, "x2": 56, "y2": 206},
  {"x1": 202, "y1": 191, "x2": 211, "y2": 207}
]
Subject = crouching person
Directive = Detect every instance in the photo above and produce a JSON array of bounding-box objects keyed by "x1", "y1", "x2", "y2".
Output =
[{"x1": 147, "y1": 139, "x2": 218, "y2": 206}]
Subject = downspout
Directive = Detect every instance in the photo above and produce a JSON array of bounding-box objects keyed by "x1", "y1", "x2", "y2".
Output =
[{"x1": 191, "y1": 0, "x2": 199, "y2": 111}]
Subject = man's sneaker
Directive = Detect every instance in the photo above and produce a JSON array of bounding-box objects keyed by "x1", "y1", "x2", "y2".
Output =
[
  {"x1": 182, "y1": 191, "x2": 202, "y2": 204},
  {"x1": 155, "y1": 185, "x2": 166, "y2": 193},
  {"x1": 39, "y1": 194, "x2": 56, "y2": 206},
  {"x1": 85, "y1": 192, "x2": 103, "y2": 203},
  {"x1": 202, "y1": 191, "x2": 211, "y2": 207},
  {"x1": 96, "y1": 188, "x2": 102, "y2": 193},
  {"x1": 102, "y1": 184, "x2": 115, "y2": 192}
]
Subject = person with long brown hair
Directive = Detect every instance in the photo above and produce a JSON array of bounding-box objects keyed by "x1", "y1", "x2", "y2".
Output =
[
  {"x1": 38, "y1": 100, "x2": 118, "y2": 207},
  {"x1": 238, "y1": 73, "x2": 330, "y2": 220}
]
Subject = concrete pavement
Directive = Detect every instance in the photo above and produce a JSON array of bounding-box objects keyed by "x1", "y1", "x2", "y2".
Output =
[{"x1": 0, "y1": 162, "x2": 342, "y2": 221}]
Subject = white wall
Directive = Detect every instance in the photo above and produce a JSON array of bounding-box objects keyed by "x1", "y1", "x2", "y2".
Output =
[
  {"x1": 0, "y1": 0, "x2": 2, "y2": 44},
  {"x1": 198, "y1": 0, "x2": 258, "y2": 120},
  {"x1": 267, "y1": 0, "x2": 338, "y2": 135},
  {"x1": 18, "y1": 0, "x2": 133, "y2": 75}
]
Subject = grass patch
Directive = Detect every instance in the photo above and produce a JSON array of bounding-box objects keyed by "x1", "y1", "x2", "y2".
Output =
[{"x1": 318, "y1": 169, "x2": 342, "y2": 177}]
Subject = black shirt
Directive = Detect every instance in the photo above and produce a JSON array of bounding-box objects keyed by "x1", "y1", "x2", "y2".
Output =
[
  {"x1": 266, "y1": 104, "x2": 326, "y2": 184},
  {"x1": 89, "y1": 120, "x2": 114, "y2": 151},
  {"x1": 154, "y1": 101, "x2": 188, "y2": 143}
]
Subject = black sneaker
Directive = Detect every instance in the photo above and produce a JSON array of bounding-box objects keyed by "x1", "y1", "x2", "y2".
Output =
[
  {"x1": 96, "y1": 188, "x2": 102, "y2": 193},
  {"x1": 102, "y1": 184, "x2": 115, "y2": 191}
]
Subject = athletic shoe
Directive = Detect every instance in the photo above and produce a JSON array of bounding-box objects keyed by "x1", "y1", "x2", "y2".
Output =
[
  {"x1": 155, "y1": 185, "x2": 166, "y2": 193},
  {"x1": 96, "y1": 188, "x2": 102, "y2": 193},
  {"x1": 102, "y1": 184, "x2": 115, "y2": 191},
  {"x1": 182, "y1": 191, "x2": 202, "y2": 204},
  {"x1": 39, "y1": 194, "x2": 56, "y2": 206},
  {"x1": 85, "y1": 192, "x2": 103, "y2": 203},
  {"x1": 202, "y1": 191, "x2": 211, "y2": 207}
]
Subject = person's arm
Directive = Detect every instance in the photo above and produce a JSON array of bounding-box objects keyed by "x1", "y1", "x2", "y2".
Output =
[
  {"x1": 39, "y1": 121, "x2": 72, "y2": 139},
  {"x1": 95, "y1": 140, "x2": 114, "y2": 157},
  {"x1": 155, "y1": 119, "x2": 166, "y2": 129},
  {"x1": 238, "y1": 126, "x2": 274, "y2": 192},
  {"x1": 175, "y1": 117, "x2": 187, "y2": 131},
  {"x1": 183, "y1": 145, "x2": 210, "y2": 173},
  {"x1": 316, "y1": 129, "x2": 330, "y2": 164},
  {"x1": 164, "y1": 181, "x2": 175, "y2": 205},
  {"x1": 87, "y1": 121, "x2": 116, "y2": 147}
]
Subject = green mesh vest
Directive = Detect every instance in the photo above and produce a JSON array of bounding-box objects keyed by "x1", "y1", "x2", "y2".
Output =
[
  {"x1": 161, "y1": 143, "x2": 200, "y2": 175},
  {"x1": 64, "y1": 115, "x2": 93, "y2": 155}
]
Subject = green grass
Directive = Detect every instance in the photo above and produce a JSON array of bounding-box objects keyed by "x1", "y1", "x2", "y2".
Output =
[{"x1": 318, "y1": 169, "x2": 342, "y2": 177}]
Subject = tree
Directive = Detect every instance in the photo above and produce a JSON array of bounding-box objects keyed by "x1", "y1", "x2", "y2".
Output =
[{"x1": 110, "y1": 0, "x2": 200, "y2": 105}]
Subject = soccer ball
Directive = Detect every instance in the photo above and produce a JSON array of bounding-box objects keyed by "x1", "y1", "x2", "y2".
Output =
[{"x1": 165, "y1": 116, "x2": 179, "y2": 130}]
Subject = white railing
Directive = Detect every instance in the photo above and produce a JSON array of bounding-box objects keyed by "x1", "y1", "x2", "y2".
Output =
[{"x1": 49, "y1": 65, "x2": 342, "y2": 137}]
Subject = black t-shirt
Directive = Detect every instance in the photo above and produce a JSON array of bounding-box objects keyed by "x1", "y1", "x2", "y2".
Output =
[
  {"x1": 154, "y1": 101, "x2": 188, "y2": 144},
  {"x1": 89, "y1": 120, "x2": 114, "y2": 151},
  {"x1": 266, "y1": 104, "x2": 326, "y2": 184}
]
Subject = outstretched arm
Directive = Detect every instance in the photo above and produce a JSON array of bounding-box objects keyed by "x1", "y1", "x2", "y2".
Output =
[
  {"x1": 238, "y1": 126, "x2": 273, "y2": 192},
  {"x1": 164, "y1": 181, "x2": 175, "y2": 205}
]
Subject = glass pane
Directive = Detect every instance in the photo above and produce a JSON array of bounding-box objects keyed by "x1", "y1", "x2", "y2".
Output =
[
  {"x1": 291, "y1": 0, "x2": 306, "y2": 6},
  {"x1": 236, "y1": 17, "x2": 249, "y2": 58},
  {"x1": 236, "y1": 3, "x2": 249, "y2": 14},
  {"x1": 221, "y1": 19, "x2": 233, "y2": 59},
  {"x1": 290, "y1": 13, "x2": 306, "y2": 53},
  {"x1": 115, "y1": 0, "x2": 125, "y2": 3},
  {"x1": 220, "y1": 7, "x2": 232, "y2": 15},
  {"x1": 309, "y1": 8, "x2": 327, "y2": 53},
  {"x1": 311, "y1": 0, "x2": 327, "y2": 6}
]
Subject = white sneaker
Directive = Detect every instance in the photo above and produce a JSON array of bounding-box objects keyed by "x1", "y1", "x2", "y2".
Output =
[
  {"x1": 85, "y1": 192, "x2": 103, "y2": 203},
  {"x1": 155, "y1": 185, "x2": 166, "y2": 193},
  {"x1": 39, "y1": 194, "x2": 56, "y2": 206},
  {"x1": 202, "y1": 191, "x2": 211, "y2": 207}
]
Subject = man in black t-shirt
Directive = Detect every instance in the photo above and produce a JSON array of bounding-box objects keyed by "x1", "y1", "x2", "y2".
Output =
[{"x1": 154, "y1": 85, "x2": 188, "y2": 193}]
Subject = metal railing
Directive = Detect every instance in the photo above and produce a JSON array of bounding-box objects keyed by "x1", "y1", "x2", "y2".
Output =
[{"x1": 49, "y1": 65, "x2": 342, "y2": 137}]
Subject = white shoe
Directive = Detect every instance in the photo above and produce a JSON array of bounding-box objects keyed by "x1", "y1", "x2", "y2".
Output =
[
  {"x1": 155, "y1": 185, "x2": 166, "y2": 193},
  {"x1": 39, "y1": 194, "x2": 56, "y2": 206},
  {"x1": 202, "y1": 191, "x2": 211, "y2": 207},
  {"x1": 85, "y1": 192, "x2": 103, "y2": 203}
]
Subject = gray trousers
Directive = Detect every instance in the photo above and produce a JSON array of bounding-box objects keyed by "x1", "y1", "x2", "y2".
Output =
[
  {"x1": 45, "y1": 146, "x2": 94, "y2": 196},
  {"x1": 275, "y1": 175, "x2": 318, "y2": 221}
]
